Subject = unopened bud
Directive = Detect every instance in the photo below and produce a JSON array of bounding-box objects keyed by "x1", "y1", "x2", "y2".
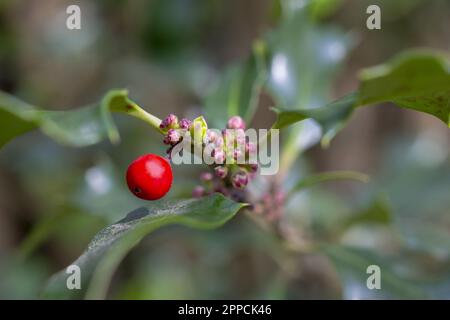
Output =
[
  {"x1": 205, "y1": 129, "x2": 218, "y2": 144},
  {"x1": 160, "y1": 114, "x2": 178, "y2": 129},
  {"x1": 227, "y1": 116, "x2": 246, "y2": 130},
  {"x1": 233, "y1": 148, "x2": 243, "y2": 160},
  {"x1": 200, "y1": 172, "x2": 213, "y2": 182},
  {"x1": 179, "y1": 118, "x2": 192, "y2": 130},
  {"x1": 192, "y1": 186, "x2": 205, "y2": 198},
  {"x1": 246, "y1": 142, "x2": 257, "y2": 155},
  {"x1": 235, "y1": 129, "x2": 246, "y2": 145},
  {"x1": 248, "y1": 163, "x2": 258, "y2": 173},
  {"x1": 274, "y1": 191, "x2": 286, "y2": 205},
  {"x1": 231, "y1": 171, "x2": 248, "y2": 189},
  {"x1": 213, "y1": 148, "x2": 225, "y2": 164},
  {"x1": 214, "y1": 136, "x2": 224, "y2": 148},
  {"x1": 214, "y1": 166, "x2": 228, "y2": 179},
  {"x1": 165, "y1": 129, "x2": 181, "y2": 145}
]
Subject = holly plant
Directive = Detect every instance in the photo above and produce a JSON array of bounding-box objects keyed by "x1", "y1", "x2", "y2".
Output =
[{"x1": 1, "y1": 4, "x2": 449, "y2": 299}]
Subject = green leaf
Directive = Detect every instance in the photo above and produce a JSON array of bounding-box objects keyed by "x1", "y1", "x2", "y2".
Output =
[
  {"x1": 0, "y1": 89, "x2": 162, "y2": 149},
  {"x1": 265, "y1": 9, "x2": 352, "y2": 110},
  {"x1": 288, "y1": 170, "x2": 369, "y2": 197},
  {"x1": 204, "y1": 1, "x2": 351, "y2": 130},
  {"x1": 266, "y1": 7, "x2": 353, "y2": 171},
  {"x1": 358, "y1": 50, "x2": 450, "y2": 126},
  {"x1": 272, "y1": 50, "x2": 450, "y2": 144},
  {"x1": 323, "y1": 245, "x2": 428, "y2": 299},
  {"x1": 340, "y1": 195, "x2": 392, "y2": 230},
  {"x1": 203, "y1": 41, "x2": 267, "y2": 128},
  {"x1": 308, "y1": 0, "x2": 343, "y2": 20},
  {"x1": 42, "y1": 194, "x2": 245, "y2": 299},
  {"x1": 0, "y1": 91, "x2": 40, "y2": 148},
  {"x1": 272, "y1": 93, "x2": 358, "y2": 147}
]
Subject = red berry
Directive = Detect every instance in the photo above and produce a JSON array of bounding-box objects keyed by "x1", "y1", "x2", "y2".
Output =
[{"x1": 126, "y1": 154, "x2": 173, "y2": 200}]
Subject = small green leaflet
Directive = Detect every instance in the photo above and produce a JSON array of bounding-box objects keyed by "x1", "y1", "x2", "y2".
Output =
[{"x1": 0, "y1": 89, "x2": 161, "y2": 149}]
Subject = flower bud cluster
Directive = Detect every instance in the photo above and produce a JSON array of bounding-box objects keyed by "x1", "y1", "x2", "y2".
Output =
[
  {"x1": 160, "y1": 114, "x2": 258, "y2": 198},
  {"x1": 253, "y1": 190, "x2": 286, "y2": 221},
  {"x1": 160, "y1": 114, "x2": 192, "y2": 146}
]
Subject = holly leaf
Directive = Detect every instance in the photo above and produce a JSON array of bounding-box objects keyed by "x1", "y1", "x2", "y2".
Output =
[
  {"x1": 265, "y1": 9, "x2": 352, "y2": 110},
  {"x1": 272, "y1": 50, "x2": 450, "y2": 145},
  {"x1": 343, "y1": 195, "x2": 392, "y2": 229},
  {"x1": 265, "y1": 5, "x2": 354, "y2": 155},
  {"x1": 358, "y1": 50, "x2": 450, "y2": 126},
  {"x1": 272, "y1": 93, "x2": 357, "y2": 147},
  {"x1": 42, "y1": 194, "x2": 245, "y2": 299},
  {"x1": 0, "y1": 89, "x2": 161, "y2": 149},
  {"x1": 323, "y1": 245, "x2": 428, "y2": 299},
  {"x1": 0, "y1": 91, "x2": 41, "y2": 148}
]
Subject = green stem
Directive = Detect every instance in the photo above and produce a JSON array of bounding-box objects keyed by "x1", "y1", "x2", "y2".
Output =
[
  {"x1": 117, "y1": 101, "x2": 164, "y2": 135},
  {"x1": 278, "y1": 126, "x2": 301, "y2": 179}
]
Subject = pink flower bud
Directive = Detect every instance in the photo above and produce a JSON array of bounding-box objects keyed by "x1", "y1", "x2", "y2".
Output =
[
  {"x1": 213, "y1": 148, "x2": 225, "y2": 164},
  {"x1": 192, "y1": 186, "x2": 205, "y2": 198},
  {"x1": 233, "y1": 148, "x2": 243, "y2": 161},
  {"x1": 231, "y1": 171, "x2": 248, "y2": 189},
  {"x1": 160, "y1": 114, "x2": 178, "y2": 129},
  {"x1": 248, "y1": 163, "x2": 258, "y2": 173},
  {"x1": 235, "y1": 129, "x2": 246, "y2": 145},
  {"x1": 222, "y1": 129, "x2": 236, "y2": 149},
  {"x1": 214, "y1": 166, "x2": 228, "y2": 179},
  {"x1": 227, "y1": 116, "x2": 246, "y2": 130},
  {"x1": 179, "y1": 118, "x2": 192, "y2": 130},
  {"x1": 214, "y1": 136, "x2": 224, "y2": 148},
  {"x1": 165, "y1": 129, "x2": 180, "y2": 145},
  {"x1": 200, "y1": 172, "x2": 213, "y2": 182},
  {"x1": 274, "y1": 191, "x2": 286, "y2": 205},
  {"x1": 246, "y1": 142, "x2": 257, "y2": 155},
  {"x1": 205, "y1": 129, "x2": 218, "y2": 144}
]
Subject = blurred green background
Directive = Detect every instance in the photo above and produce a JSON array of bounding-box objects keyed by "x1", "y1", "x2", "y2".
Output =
[{"x1": 0, "y1": 0, "x2": 449, "y2": 299}]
